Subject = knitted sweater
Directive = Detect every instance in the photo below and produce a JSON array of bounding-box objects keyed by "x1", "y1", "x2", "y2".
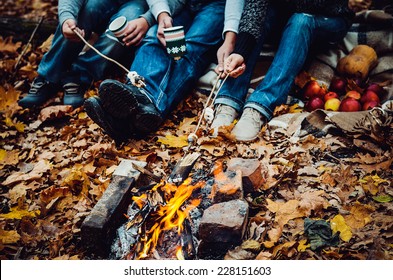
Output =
[
  {"x1": 147, "y1": 0, "x2": 244, "y2": 36},
  {"x1": 58, "y1": 0, "x2": 156, "y2": 27},
  {"x1": 234, "y1": 0, "x2": 355, "y2": 60}
]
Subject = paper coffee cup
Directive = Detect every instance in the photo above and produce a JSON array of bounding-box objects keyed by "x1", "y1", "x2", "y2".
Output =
[
  {"x1": 108, "y1": 16, "x2": 128, "y2": 41},
  {"x1": 163, "y1": 26, "x2": 187, "y2": 60}
]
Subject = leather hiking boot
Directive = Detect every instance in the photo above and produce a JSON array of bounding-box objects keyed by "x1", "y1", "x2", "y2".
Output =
[
  {"x1": 18, "y1": 76, "x2": 57, "y2": 108},
  {"x1": 84, "y1": 96, "x2": 134, "y2": 143},
  {"x1": 99, "y1": 79, "x2": 142, "y2": 118},
  {"x1": 231, "y1": 108, "x2": 266, "y2": 142},
  {"x1": 63, "y1": 82, "x2": 85, "y2": 108},
  {"x1": 99, "y1": 79, "x2": 163, "y2": 134},
  {"x1": 210, "y1": 104, "x2": 238, "y2": 137}
]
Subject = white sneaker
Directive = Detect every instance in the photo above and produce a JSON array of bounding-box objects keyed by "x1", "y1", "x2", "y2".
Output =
[
  {"x1": 232, "y1": 108, "x2": 266, "y2": 142},
  {"x1": 210, "y1": 105, "x2": 238, "y2": 136}
]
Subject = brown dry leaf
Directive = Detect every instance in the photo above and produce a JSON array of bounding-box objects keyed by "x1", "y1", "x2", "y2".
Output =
[
  {"x1": 9, "y1": 184, "x2": 29, "y2": 204},
  {"x1": 38, "y1": 34, "x2": 54, "y2": 53},
  {"x1": 265, "y1": 227, "x2": 283, "y2": 246},
  {"x1": 294, "y1": 71, "x2": 312, "y2": 88},
  {"x1": 344, "y1": 202, "x2": 375, "y2": 229},
  {"x1": 320, "y1": 172, "x2": 337, "y2": 187},
  {"x1": 256, "y1": 251, "x2": 273, "y2": 260},
  {"x1": 40, "y1": 186, "x2": 71, "y2": 205},
  {"x1": 38, "y1": 105, "x2": 74, "y2": 122},
  {"x1": 2, "y1": 160, "x2": 51, "y2": 186},
  {"x1": 200, "y1": 143, "x2": 225, "y2": 157},
  {"x1": 266, "y1": 199, "x2": 306, "y2": 228},
  {"x1": 0, "y1": 229, "x2": 21, "y2": 244},
  {"x1": 19, "y1": 63, "x2": 38, "y2": 80},
  {"x1": 296, "y1": 190, "x2": 330, "y2": 216},
  {"x1": 177, "y1": 117, "x2": 196, "y2": 134},
  {"x1": 272, "y1": 241, "x2": 297, "y2": 258},
  {"x1": 0, "y1": 36, "x2": 21, "y2": 54}
]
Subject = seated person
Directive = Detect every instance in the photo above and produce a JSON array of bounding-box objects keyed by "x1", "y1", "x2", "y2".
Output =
[
  {"x1": 211, "y1": 0, "x2": 356, "y2": 142},
  {"x1": 84, "y1": 0, "x2": 244, "y2": 143},
  {"x1": 18, "y1": 0, "x2": 153, "y2": 109}
]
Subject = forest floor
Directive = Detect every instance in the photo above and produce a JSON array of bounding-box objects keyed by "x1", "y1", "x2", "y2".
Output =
[{"x1": 0, "y1": 0, "x2": 392, "y2": 260}]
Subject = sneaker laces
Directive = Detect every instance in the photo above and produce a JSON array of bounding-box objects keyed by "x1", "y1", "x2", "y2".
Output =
[
  {"x1": 241, "y1": 108, "x2": 265, "y2": 128},
  {"x1": 63, "y1": 83, "x2": 80, "y2": 95},
  {"x1": 215, "y1": 104, "x2": 236, "y2": 117},
  {"x1": 29, "y1": 78, "x2": 48, "y2": 95}
]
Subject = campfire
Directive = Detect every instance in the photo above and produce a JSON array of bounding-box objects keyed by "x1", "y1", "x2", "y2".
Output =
[{"x1": 110, "y1": 160, "x2": 249, "y2": 260}]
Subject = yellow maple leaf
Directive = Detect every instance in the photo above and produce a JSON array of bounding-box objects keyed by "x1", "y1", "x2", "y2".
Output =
[
  {"x1": 0, "y1": 85, "x2": 21, "y2": 115},
  {"x1": 359, "y1": 174, "x2": 388, "y2": 195},
  {"x1": 78, "y1": 112, "x2": 88, "y2": 119},
  {"x1": 331, "y1": 214, "x2": 352, "y2": 242},
  {"x1": 297, "y1": 239, "x2": 310, "y2": 252},
  {"x1": 344, "y1": 201, "x2": 375, "y2": 229},
  {"x1": 0, "y1": 207, "x2": 40, "y2": 220},
  {"x1": 157, "y1": 134, "x2": 188, "y2": 148},
  {"x1": 288, "y1": 103, "x2": 303, "y2": 113},
  {"x1": 3, "y1": 117, "x2": 25, "y2": 132},
  {"x1": 0, "y1": 229, "x2": 21, "y2": 244}
]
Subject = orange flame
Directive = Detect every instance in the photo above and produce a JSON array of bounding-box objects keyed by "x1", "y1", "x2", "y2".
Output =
[
  {"x1": 137, "y1": 178, "x2": 204, "y2": 259},
  {"x1": 176, "y1": 246, "x2": 185, "y2": 260}
]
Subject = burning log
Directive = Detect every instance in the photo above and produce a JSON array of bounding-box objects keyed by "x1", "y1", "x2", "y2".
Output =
[
  {"x1": 112, "y1": 177, "x2": 204, "y2": 260},
  {"x1": 81, "y1": 160, "x2": 147, "y2": 256}
]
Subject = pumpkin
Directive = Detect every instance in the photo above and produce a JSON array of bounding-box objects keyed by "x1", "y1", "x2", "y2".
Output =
[{"x1": 336, "y1": 45, "x2": 378, "y2": 80}]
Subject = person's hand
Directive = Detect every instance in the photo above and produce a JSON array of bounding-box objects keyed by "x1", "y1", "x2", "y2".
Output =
[
  {"x1": 224, "y1": 53, "x2": 246, "y2": 78},
  {"x1": 122, "y1": 17, "x2": 149, "y2": 46},
  {"x1": 348, "y1": 0, "x2": 372, "y2": 12},
  {"x1": 62, "y1": 19, "x2": 85, "y2": 41},
  {"x1": 157, "y1": 12, "x2": 173, "y2": 46},
  {"x1": 215, "y1": 31, "x2": 236, "y2": 78}
]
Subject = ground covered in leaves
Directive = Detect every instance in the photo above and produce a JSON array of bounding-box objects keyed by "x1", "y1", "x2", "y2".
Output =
[{"x1": 1, "y1": 1, "x2": 392, "y2": 260}]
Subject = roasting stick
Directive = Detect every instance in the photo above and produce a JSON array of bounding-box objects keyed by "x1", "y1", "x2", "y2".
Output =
[
  {"x1": 168, "y1": 72, "x2": 230, "y2": 184},
  {"x1": 72, "y1": 28, "x2": 146, "y2": 87}
]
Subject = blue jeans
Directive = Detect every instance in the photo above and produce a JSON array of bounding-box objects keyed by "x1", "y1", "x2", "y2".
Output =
[
  {"x1": 215, "y1": 11, "x2": 351, "y2": 120},
  {"x1": 37, "y1": 0, "x2": 148, "y2": 86},
  {"x1": 131, "y1": 0, "x2": 225, "y2": 118}
]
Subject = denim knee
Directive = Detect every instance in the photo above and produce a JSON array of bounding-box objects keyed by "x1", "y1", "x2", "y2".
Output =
[{"x1": 286, "y1": 13, "x2": 315, "y2": 32}]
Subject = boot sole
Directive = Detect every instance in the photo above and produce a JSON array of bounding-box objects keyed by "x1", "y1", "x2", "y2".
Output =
[
  {"x1": 134, "y1": 111, "x2": 163, "y2": 134},
  {"x1": 99, "y1": 80, "x2": 138, "y2": 119},
  {"x1": 84, "y1": 97, "x2": 127, "y2": 143}
]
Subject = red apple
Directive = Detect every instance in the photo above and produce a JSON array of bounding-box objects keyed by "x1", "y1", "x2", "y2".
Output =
[
  {"x1": 360, "y1": 90, "x2": 380, "y2": 104},
  {"x1": 303, "y1": 80, "x2": 325, "y2": 99},
  {"x1": 345, "y1": 90, "x2": 361, "y2": 100},
  {"x1": 305, "y1": 97, "x2": 325, "y2": 112},
  {"x1": 339, "y1": 97, "x2": 361, "y2": 112},
  {"x1": 362, "y1": 100, "x2": 379, "y2": 111},
  {"x1": 354, "y1": 77, "x2": 366, "y2": 88},
  {"x1": 365, "y1": 83, "x2": 385, "y2": 98},
  {"x1": 324, "y1": 91, "x2": 339, "y2": 102},
  {"x1": 324, "y1": 98, "x2": 341, "y2": 111},
  {"x1": 329, "y1": 77, "x2": 347, "y2": 95}
]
